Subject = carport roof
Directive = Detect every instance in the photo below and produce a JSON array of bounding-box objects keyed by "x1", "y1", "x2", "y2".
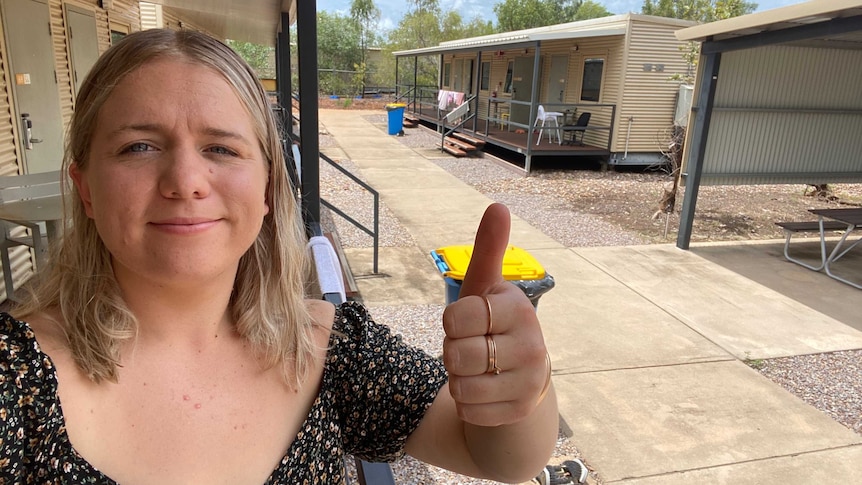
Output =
[
  {"x1": 145, "y1": 0, "x2": 295, "y2": 46},
  {"x1": 677, "y1": 0, "x2": 862, "y2": 48}
]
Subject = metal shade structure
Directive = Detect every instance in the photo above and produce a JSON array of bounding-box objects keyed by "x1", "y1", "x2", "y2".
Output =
[{"x1": 674, "y1": 0, "x2": 862, "y2": 249}]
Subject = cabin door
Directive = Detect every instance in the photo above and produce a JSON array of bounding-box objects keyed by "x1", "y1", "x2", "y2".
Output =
[
  {"x1": 510, "y1": 57, "x2": 537, "y2": 128},
  {"x1": 2, "y1": 0, "x2": 65, "y2": 173},
  {"x1": 545, "y1": 55, "x2": 568, "y2": 105},
  {"x1": 65, "y1": 3, "x2": 100, "y2": 96}
]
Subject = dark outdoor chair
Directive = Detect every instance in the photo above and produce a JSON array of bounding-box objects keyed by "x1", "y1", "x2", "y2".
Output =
[{"x1": 565, "y1": 112, "x2": 591, "y2": 146}]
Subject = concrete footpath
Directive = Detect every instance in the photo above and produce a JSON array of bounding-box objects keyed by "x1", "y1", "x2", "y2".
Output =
[{"x1": 318, "y1": 109, "x2": 862, "y2": 484}]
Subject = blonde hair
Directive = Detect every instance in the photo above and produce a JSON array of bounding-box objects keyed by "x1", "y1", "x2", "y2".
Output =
[{"x1": 14, "y1": 29, "x2": 314, "y2": 387}]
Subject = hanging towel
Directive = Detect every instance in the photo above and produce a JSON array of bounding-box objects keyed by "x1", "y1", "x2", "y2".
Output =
[
  {"x1": 438, "y1": 90, "x2": 450, "y2": 110},
  {"x1": 453, "y1": 91, "x2": 465, "y2": 105}
]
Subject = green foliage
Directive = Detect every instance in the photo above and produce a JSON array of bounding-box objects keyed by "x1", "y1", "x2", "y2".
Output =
[
  {"x1": 494, "y1": 0, "x2": 612, "y2": 31},
  {"x1": 226, "y1": 40, "x2": 275, "y2": 79},
  {"x1": 575, "y1": 1, "x2": 613, "y2": 20},
  {"x1": 350, "y1": 0, "x2": 381, "y2": 92},
  {"x1": 317, "y1": 11, "x2": 363, "y2": 95},
  {"x1": 381, "y1": 0, "x2": 496, "y2": 90},
  {"x1": 494, "y1": 0, "x2": 559, "y2": 31},
  {"x1": 641, "y1": 0, "x2": 757, "y2": 23}
]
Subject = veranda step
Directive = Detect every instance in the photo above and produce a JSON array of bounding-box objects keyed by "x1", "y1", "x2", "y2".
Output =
[
  {"x1": 402, "y1": 119, "x2": 418, "y2": 128},
  {"x1": 442, "y1": 142, "x2": 467, "y2": 157},
  {"x1": 443, "y1": 135, "x2": 476, "y2": 152},
  {"x1": 450, "y1": 131, "x2": 485, "y2": 147}
]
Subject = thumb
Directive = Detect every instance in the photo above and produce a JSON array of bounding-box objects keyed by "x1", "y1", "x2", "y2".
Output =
[{"x1": 458, "y1": 203, "x2": 511, "y2": 298}]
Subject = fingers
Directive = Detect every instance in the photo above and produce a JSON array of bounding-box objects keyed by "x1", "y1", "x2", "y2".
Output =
[
  {"x1": 442, "y1": 292, "x2": 527, "y2": 339},
  {"x1": 447, "y1": 358, "x2": 548, "y2": 427}
]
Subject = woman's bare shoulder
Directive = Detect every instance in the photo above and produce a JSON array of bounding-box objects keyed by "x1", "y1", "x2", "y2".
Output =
[
  {"x1": 11, "y1": 308, "x2": 68, "y2": 355},
  {"x1": 305, "y1": 299, "x2": 336, "y2": 336}
]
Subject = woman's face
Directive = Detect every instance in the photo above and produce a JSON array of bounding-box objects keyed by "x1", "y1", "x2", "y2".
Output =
[{"x1": 71, "y1": 58, "x2": 270, "y2": 288}]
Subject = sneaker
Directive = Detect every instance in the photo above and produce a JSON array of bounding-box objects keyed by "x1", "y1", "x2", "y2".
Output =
[
  {"x1": 562, "y1": 459, "x2": 589, "y2": 484},
  {"x1": 534, "y1": 464, "x2": 575, "y2": 484}
]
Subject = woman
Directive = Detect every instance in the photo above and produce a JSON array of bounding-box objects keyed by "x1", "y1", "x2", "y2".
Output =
[{"x1": 0, "y1": 29, "x2": 557, "y2": 483}]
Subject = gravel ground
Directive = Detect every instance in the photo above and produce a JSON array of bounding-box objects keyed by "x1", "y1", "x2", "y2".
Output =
[{"x1": 319, "y1": 114, "x2": 862, "y2": 484}]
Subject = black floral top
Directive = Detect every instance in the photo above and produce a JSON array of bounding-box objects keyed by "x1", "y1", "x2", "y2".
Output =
[{"x1": 0, "y1": 302, "x2": 448, "y2": 484}]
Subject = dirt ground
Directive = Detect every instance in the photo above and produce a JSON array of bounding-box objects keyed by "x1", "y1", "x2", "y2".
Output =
[{"x1": 316, "y1": 97, "x2": 862, "y2": 245}]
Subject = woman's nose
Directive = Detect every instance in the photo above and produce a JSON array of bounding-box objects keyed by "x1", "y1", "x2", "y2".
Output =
[{"x1": 158, "y1": 146, "x2": 211, "y2": 199}]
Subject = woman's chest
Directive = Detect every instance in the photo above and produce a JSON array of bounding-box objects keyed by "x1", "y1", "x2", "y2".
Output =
[{"x1": 55, "y1": 350, "x2": 325, "y2": 484}]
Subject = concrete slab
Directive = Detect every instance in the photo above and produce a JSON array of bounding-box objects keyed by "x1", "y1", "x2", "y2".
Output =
[
  {"x1": 532, "y1": 248, "x2": 731, "y2": 373},
  {"x1": 354, "y1": 165, "x2": 469, "y2": 190},
  {"x1": 613, "y1": 444, "x2": 862, "y2": 484},
  {"x1": 340, "y1": 147, "x2": 418, "y2": 161},
  {"x1": 556, "y1": 360, "x2": 862, "y2": 482},
  {"x1": 343, "y1": 246, "x2": 444, "y2": 306},
  {"x1": 575, "y1": 245, "x2": 862, "y2": 360},
  {"x1": 690, "y1": 240, "x2": 862, "y2": 332}
]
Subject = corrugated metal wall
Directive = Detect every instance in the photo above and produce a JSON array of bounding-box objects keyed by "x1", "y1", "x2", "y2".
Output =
[
  {"x1": 619, "y1": 19, "x2": 693, "y2": 154},
  {"x1": 576, "y1": 36, "x2": 622, "y2": 149},
  {"x1": 702, "y1": 45, "x2": 862, "y2": 185}
]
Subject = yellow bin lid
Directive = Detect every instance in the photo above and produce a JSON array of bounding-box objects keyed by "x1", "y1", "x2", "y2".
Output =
[{"x1": 435, "y1": 245, "x2": 545, "y2": 281}]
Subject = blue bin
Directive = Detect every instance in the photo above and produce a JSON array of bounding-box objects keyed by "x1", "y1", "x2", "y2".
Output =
[{"x1": 385, "y1": 104, "x2": 405, "y2": 135}]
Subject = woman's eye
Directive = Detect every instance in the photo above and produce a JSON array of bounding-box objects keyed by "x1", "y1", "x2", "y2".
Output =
[
  {"x1": 207, "y1": 146, "x2": 237, "y2": 156},
  {"x1": 122, "y1": 142, "x2": 152, "y2": 153}
]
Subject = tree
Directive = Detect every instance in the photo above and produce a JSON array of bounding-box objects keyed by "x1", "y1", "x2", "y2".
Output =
[
  {"x1": 350, "y1": 0, "x2": 380, "y2": 65},
  {"x1": 574, "y1": 1, "x2": 613, "y2": 20},
  {"x1": 641, "y1": 0, "x2": 756, "y2": 23},
  {"x1": 494, "y1": 0, "x2": 559, "y2": 31},
  {"x1": 226, "y1": 40, "x2": 275, "y2": 79},
  {"x1": 317, "y1": 11, "x2": 363, "y2": 95},
  {"x1": 494, "y1": 0, "x2": 612, "y2": 32},
  {"x1": 381, "y1": 0, "x2": 494, "y2": 92},
  {"x1": 350, "y1": 0, "x2": 381, "y2": 93}
]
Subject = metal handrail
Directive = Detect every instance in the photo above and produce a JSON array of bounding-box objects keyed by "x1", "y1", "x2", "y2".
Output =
[
  {"x1": 319, "y1": 151, "x2": 379, "y2": 274},
  {"x1": 440, "y1": 94, "x2": 478, "y2": 151}
]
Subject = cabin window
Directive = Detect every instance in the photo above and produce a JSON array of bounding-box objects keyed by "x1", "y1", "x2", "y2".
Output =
[
  {"x1": 580, "y1": 58, "x2": 604, "y2": 102},
  {"x1": 503, "y1": 60, "x2": 514, "y2": 94},
  {"x1": 480, "y1": 61, "x2": 490, "y2": 91},
  {"x1": 443, "y1": 62, "x2": 451, "y2": 88},
  {"x1": 110, "y1": 21, "x2": 130, "y2": 45}
]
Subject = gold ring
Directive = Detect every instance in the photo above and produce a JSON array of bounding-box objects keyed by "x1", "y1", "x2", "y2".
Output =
[
  {"x1": 483, "y1": 295, "x2": 493, "y2": 335},
  {"x1": 537, "y1": 352, "x2": 552, "y2": 406},
  {"x1": 486, "y1": 335, "x2": 502, "y2": 375}
]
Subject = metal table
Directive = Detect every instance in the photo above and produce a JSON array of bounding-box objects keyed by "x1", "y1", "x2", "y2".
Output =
[
  {"x1": 0, "y1": 195, "x2": 66, "y2": 268},
  {"x1": 808, "y1": 207, "x2": 862, "y2": 289}
]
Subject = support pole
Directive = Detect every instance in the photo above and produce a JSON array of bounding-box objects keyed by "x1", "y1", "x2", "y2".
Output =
[
  {"x1": 296, "y1": 0, "x2": 320, "y2": 233},
  {"x1": 677, "y1": 51, "x2": 721, "y2": 249}
]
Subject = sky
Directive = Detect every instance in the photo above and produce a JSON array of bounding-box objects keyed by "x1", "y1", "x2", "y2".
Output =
[{"x1": 316, "y1": 0, "x2": 806, "y2": 32}]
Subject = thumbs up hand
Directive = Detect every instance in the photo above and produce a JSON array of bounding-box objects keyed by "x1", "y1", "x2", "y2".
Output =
[{"x1": 442, "y1": 203, "x2": 551, "y2": 427}]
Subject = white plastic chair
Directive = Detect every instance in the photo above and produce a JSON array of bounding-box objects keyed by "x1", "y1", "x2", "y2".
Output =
[{"x1": 534, "y1": 105, "x2": 564, "y2": 145}]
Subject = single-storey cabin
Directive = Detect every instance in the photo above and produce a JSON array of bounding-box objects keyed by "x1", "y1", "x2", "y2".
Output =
[{"x1": 394, "y1": 14, "x2": 696, "y2": 172}]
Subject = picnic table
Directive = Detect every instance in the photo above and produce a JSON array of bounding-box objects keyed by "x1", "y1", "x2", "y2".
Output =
[{"x1": 777, "y1": 207, "x2": 862, "y2": 289}]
